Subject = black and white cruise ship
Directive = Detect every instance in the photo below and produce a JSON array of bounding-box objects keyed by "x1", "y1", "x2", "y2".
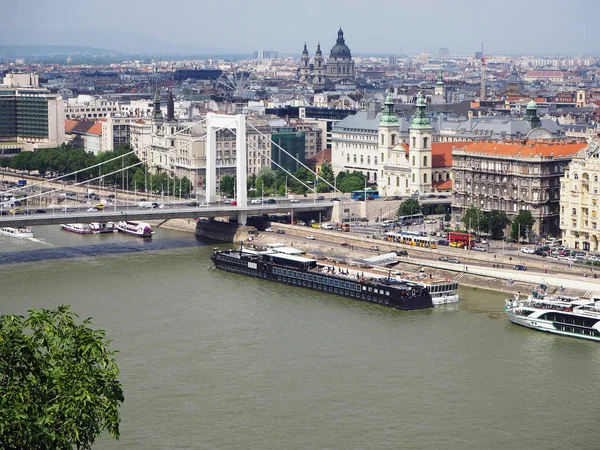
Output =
[{"x1": 210, "y1": 247, "x2": 433, "y2": 310}]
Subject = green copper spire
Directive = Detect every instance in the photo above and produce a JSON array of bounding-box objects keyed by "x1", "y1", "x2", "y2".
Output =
[
  {"x1": 436, "y1": 70, "x2": 444, "y2": 86},
  {"x1": 379, "y1": 92, "x2": 399, "y2": 126},
  {"x1": 152, "y1": 87, "x2": 163, "y2": 121},
  {"x1": 411, "y1": 92, "x2": 431, "y2": 128}
]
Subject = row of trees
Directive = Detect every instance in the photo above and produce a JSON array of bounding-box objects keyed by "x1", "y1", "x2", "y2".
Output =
[
  {"x1": 1, "y1": 144, "x2": 192, "y2": 197},
  {"x1": 461, "y1": 205, "x2": 535, "y2": 240},
  {"x1": 396, "y1": 200, "x2": 535, "y2": 240},
  {"x1": 218, "y1": 164, "x2": 367, "y2": 198}
]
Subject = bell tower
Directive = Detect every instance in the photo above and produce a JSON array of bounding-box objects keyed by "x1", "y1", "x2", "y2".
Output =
[
  {"x1": 313, "y1": 43, "x2": 325, "y2": 91},
  {"x1": 300, "y1": 43, "x2": 310, "y2": 83},
  {"x1": 409, "y1": 93, "x2": 433, "y2": 194}
]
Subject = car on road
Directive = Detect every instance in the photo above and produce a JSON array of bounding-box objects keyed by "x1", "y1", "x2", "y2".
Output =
[
  {"x1": 438, "y1": 239, "x2": 449, "y2": 246},
  {"x1": 87, "y1": 207, "x2": 98, "y2": 212},
  {"x1": 367, "y1": 195, "x2": 375, "y2": 200},
  {"x1": 289, "y1": 198, "x2": 300, "y2": 203},
  {"x1": 230, "y1": 200, "x2": 237, "y2": 205},
  {"x1": 370, "y1": 245, "x2": 379, "y2": 251},
  {"x1": 276, "y1": 229, "x2": 285, "y2": 234},
  {"x1": 447, "y1": 258, "x2": 460, "y2": 263},
  {"x1": 330, "y1": 197, "x2": 340, "y2": 202},
  {"x1": 436, "y1": 195, "x2": 447, "y2": 198},
  {"x1": 138, "y1": 198, "x2": 148, "y2": 202},
  {"x1": 187, "y1": 201, "x2": 198, "y2": 207},
  {"x1": 513, "y1": 264, "x2": 527, "y2": 271},
  {"x1": 521, "y1": 247, "x2": 535, "y2": 254},
  {"x1": 263, "y1": 199, "x2": 277, "y2": 205},
  {"x1": 426, "y1": 194, "x2": 437, "y2": 198},
  {"x1": 472, "y1": 246, "x2": 487, "y2": 252},
  {"x1": 391, "y1": 196, "x2": 402, "y2": 200},
  {"x1": 34, "y1": 209, "x2": 46, "y2": 213},
  {"x1": 61, "y1": 208, "x2": 75, "y2": 213},
  {"x1": 426, "y1": 219, "x2": 437, "y2": 224},
  {"x1": 108, "y1": 194, "x2": 116, "y2": 199},
  {"x1": 316, "y1": 195, "x2": 325, "y2": 200},
  {"x1": 341, "y1": 242, "x2": 351, "y2": 247},
  {"x1": 250, "y1": 199, "x2": 262, "y2": 204},
  {"x1": 95, "y1": 204, "x2": 104, "y2": 210},
  {"x1": 265, "y1": 227, "x2": 274, "y2": 232},
  {"x1": 439, "y1": 256, "x2": 449, "y2": 261},
  {"x1": 9, "y1": 208, "x2": 23, "y2": 214},
  {"x1": 295, "y1": 220, "x2": 306, "y2": 226},
  {"x1": 307, "y1": 235, "x2": 316, "y2": 240},
  {"x1": 393, "y1": 250, "x2": 408, "y2": 256}
]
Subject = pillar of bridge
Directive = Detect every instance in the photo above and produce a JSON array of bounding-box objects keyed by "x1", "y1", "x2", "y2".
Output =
[{"x1": 205, "y1": 113, "x2": 248, "y2": 212}]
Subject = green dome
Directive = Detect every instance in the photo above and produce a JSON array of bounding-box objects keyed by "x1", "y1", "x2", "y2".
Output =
[
  {"x1": 526, "y1": 100, "x2": 537, "y2": 110},
  {"x1": 379, "y1": 92, "x2": 399, "y2": 127}
]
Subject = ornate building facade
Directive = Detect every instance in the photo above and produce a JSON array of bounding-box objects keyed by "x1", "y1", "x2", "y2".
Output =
[
  {"x1": 560, "y1": 140, "x2": 600, "y2": 251},
  {"x1": 452, "y1": 140, "x2": 586, "y2": 237}
]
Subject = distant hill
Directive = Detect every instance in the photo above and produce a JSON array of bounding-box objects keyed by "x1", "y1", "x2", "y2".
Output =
[
  {"x1": 1, "y1": 29, "x2": 233, "y2": 56},
  {"x1": 0, "y1": 45, "x2": 119, "y2": 58}
]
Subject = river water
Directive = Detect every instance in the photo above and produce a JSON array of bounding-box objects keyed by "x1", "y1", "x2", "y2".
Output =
[{"x1": 1, "y1": 226, "x2": 599, "y2": 450}]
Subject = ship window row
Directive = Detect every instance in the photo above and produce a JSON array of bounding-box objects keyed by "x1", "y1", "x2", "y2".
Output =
[
  {"x1": 540, "y1": 312, "x2": 600, "y2": 328},
  {"x1": 429, "y1": 283, "x2": 457, "y2": 293},
  {"x1": 273, "y1": 267, "x2": 389, "y2": 293},
  {"x1": 275, "y1": 275, "x2": 391, "y2": 305}
]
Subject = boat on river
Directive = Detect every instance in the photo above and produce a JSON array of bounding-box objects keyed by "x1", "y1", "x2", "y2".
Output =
[
  {"x1": 116, "y1": 221, "x2": 153, "y2": 238},
  {"x1": 0, "y1": 226, "x2": 34, "y2": 239},
  {"x1": 89, "y1": 222, "x2": 118, "y2": 234},
  {"x1": 211, "y1": 246, "x2": 434, "y2": 310},
  {"x1": 505, "y1": 284, "x2": 600, "y2": 342},
  {"x1": 61, "y1": 223, "x2": 92, "y2": 234}
]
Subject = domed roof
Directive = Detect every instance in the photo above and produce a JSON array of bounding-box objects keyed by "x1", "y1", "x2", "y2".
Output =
[
  {"x1": 329, "y1": 28, "x2": 352, "y2": 59},
  {"x1": 527, "y1": 100, "x2": 537, "y2": 110}
]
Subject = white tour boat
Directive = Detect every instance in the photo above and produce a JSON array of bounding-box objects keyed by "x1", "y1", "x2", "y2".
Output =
[
  {"x1": 0, "y1": 226, "x2": 34, "y2": 239},
  {"x1": 89, "y1": 222, "x2": 118, "y2": 234},
  {"x1": 505, "y1": 284, "x2": 600, "y2": 342},
  {"x1": 61, "y1": 223, "x2": 92, "y2": 234},
  {"x1": 116, "y1": 221, "x2": 153, "y2": 238}
]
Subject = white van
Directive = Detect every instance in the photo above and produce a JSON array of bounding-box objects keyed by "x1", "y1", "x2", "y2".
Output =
[
  {"x1": 138, "y1": 201, "x2": 158, "y2": 209},
  {"x1": 321, "y1": 222, "x2": 336, "y2": 230}
]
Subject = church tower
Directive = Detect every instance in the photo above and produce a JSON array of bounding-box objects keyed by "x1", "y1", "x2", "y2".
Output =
[
  {"x1": 409, "y1": 93, "x2": 433, "y2": 194},
  {"x1": 166, "y1": 89, "x2": 175, "y2": 121},
  {"x1": 151, "y1": 87, "x2": 163, "y2": 135},
  {"x1": 299, "y1": 43, "x2": 310, "y2": 83},
  {"x1": 525, "y1": 100, "x2": 541, "y2": 129},
  {"x1": 312, "y1": 43, "x2": 325, "y2": 91},
  {"x1": 434, "y1": 70, "x2": 446, "y2": 100}
]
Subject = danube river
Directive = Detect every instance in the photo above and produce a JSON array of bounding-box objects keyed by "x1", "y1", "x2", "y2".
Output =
[{"x1": 1, "y1": 226, "x2": 599, "y2": 450}]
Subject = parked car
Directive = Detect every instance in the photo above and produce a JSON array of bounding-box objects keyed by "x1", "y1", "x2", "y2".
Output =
[
  {"x1": 307, "y1": 235, "x2": 316, "y2": 240},
  {"x1": 276, "y1": 229, "x2": 285, "y2": 234},
  {"x1": 265, "y1": 227, "x2": 274, "y2": 232},
  {"x1": 296, "y1": 220, "x2": 306, "y2": 226},
  {"x1": 513, "y1": 265, "x2": 527, "y2": 271},
  {"x1": 521, "y1": 247, "x2": 535, "y2": 254}
]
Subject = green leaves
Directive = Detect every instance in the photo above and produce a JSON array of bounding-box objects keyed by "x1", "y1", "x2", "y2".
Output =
[
  {"x1": 397, "y1": 198, "x2": 422, "y2": 217},
  {"x1": 0, "y1": 306, "x2": 123, "y2": 449}
]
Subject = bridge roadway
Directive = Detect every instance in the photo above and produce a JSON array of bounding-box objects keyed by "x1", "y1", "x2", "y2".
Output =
[{"x1": 0, "y1": 203, "x2": 332, "y2": 228}]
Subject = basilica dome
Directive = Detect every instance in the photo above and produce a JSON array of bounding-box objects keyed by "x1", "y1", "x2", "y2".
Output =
[{"x1": 329, "y1": 28, "x2": 351, "y2": 59}]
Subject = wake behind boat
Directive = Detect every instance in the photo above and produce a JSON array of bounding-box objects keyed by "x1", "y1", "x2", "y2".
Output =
[
  {"x1": 116, "y1": 221, "x2": 153, "y2": 238},
  {"x1": 61, "y1": 223, "x2": 92, "y2": 234},
  {"x1": 505, "y1": 284, "x2": 600, "y2": 342},
  {"x1": 0, "y1": 226, "x2": 34, "y2": 239}
]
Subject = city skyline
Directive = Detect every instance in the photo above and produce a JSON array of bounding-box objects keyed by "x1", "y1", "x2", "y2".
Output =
[{"x1": 2, "y1": 0, "x2": 599, "y2": 56}]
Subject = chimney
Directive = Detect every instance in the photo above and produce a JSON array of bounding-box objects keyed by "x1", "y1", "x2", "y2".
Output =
[{"x1": 367, "y1": 100, "x2": 381, "y2": 120}]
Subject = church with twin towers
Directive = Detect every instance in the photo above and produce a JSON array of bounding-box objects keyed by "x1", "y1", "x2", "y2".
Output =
[{"x1": 299, "y1": 28, "x2": 355, "y2": 91}]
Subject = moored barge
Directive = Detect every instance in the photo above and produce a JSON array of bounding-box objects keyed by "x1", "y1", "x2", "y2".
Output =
[{"x1": 210, "y1": 247, "x2": 433, "y2": 310}]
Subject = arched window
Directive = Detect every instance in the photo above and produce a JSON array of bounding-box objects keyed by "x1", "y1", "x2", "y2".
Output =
[
  {"x1": 594, "y1": 175, "x2": 599, "y2": 183},
  {"x1": 423, "y1": 137, "x2": 429, "y2": 148},
  {"x1": 423, "y1": 156, "x2": 428, "y2": 166},
  {"x1": 374, "y1": 156, "x2": 378, "y2": 165},
  {"x1": 360, "y1": 155, "x2": 364, "y2": 164},
  {"x1": 412, "y1": 156, "x2": 415, "y2": 166},
  {"x1": 353, "y1": 154, "x2": 357, "y2": 163},
  {"x1": 367, "y1": 156, "x2": 371, "y2": 165},
  {"x1": 391, "y1": 134, "x2": 396, "y2": 145},
  {"x1": 412, "y1": 173, "x2": 415, "y2": 183},
  {"x1": 412, "y1": 137, "x2": 416, "y2": 148},
  {"x1": 424, "y1": 173, "x2": 428, "y2": 183},
  {"x1": 347, "y1": 154, "x2": 350, "y2": 163},
  {"x1": 381, "y1": 134, "x2": 384, "y2": 145},
  {"x1": 574, "y1": 173, "x2": 579, "y2": 180}
]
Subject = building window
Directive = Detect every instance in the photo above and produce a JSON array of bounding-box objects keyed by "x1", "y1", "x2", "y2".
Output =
[
  {"x1": 572, "y1": 208, "x2": 577, "y2": 216},
  {"x1": 360, "y1": 155, "x2": 364, "y2": 164},
  {"x1": 381, "y1": 134, "x2": 384, "y2": 145},
  {"x1": 574, "y1": 173, "x2": 579, "y2": 180},
  {"x1": 423, "y1": 137, "x2": 429, "y2": 148},
  {"x1": 446, "y1": 173, "x2": 450, "y2": 180},
  {"x1": 412, "y1": 173, "x2": 415, "y2": 183},
  {"x1": 412, "y1": 156, "x2": 415, "y2": 166},
  {"x1": 347, "y1": 154, "x2": 350, "y2": 162},
  {"x1": 354, "y1": 155, "x2": 357, "y2": 163},
  {"x1": 391, "y1": 134, "x2": 396, "y2": 145},
  {"x1": 396, "y1": 176, "x2": 399, "y2": 187},
  {"x1": 423, "y1": 156, "x2": 428, "y2": 166},
  {"x1": 412, "y1": 137, "x2": 416, "y2": 148},
  {"x1": 424, "y1": 173, "x2": 428, "y2": 183},
  {"x1": 374, "y1": 156, "x2": 378, "y2": 165}
]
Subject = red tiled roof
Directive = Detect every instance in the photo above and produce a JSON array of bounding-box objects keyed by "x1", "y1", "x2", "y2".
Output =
[
  {"x1": 456, "y1": 140, "x2": 586, "y2": 158},
  {"x1": 431, "y1": 142, "x2": 460, "y2": 168},
  {"x1": 307, "y1": 148, "x2": 331, "y2": 165},
  {"x1": 65, "y1": 119, "x2": 80, "y2": 133},
  {"x1": 86, "y1": 122, "x2": 102, "y2": 136},
  {"x1": 432, "y1": 179, "x2": 452, "y2": 191}
]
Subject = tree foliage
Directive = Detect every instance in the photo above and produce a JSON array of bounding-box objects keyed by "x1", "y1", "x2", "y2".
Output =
[
  {"x1": 316, "y1": 162, "x2": 335, "y2": 193},
  {"x1": 219, "y1": 174, "x2": 235, "y2": 197},
  {"x1": 0, "y1": 306, "x2": 124, "y2": 449},
  {"x1": 511, "y1": 210, "x2": 535, "y2": 240},
  {"x1": 461, "y1": 205, "x2": 485, "y2": 232},
  {"x1": 397, "y1": 198, "x2": 422, "y2": 217},
  {"x1": 483, "y1": 210, "x2": 511, "y2": 239}
]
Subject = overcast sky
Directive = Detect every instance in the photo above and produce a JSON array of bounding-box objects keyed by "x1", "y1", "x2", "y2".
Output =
[{"x1": 4, "y1": 0, "x2": 598, "y2": 55}]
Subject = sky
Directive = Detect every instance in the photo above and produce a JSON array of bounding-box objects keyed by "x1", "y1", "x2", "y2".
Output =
[{"x1": 3, "y1": 0, "x2": 599, "y2": 55}]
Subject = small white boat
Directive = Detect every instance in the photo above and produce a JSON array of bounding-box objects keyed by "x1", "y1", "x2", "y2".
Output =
[
  {"x1": 61, "y1": 223, "x2": 92, "y2": 234},
  {"x1": 0, "y1": 226, "x2": 34, "y2": 239},
  {"x1": 116, "y1": 221, "x2": 153, "y2": 238},
  {"x1": 89, "y1": 222, "x2": 118, "y2": 234}
]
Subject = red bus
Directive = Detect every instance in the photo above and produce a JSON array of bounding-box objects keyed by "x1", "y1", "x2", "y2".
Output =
[{"x1": 447, "y1": 232, "x2": 474, "y2": 248}]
